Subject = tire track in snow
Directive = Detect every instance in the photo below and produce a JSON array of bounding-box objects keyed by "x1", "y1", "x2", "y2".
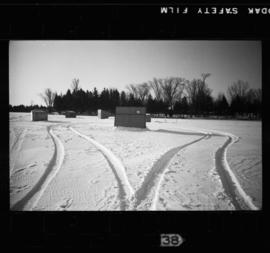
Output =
[
  {"x1": 214, "y1": 134, "x2": 259, "y2": 210},
  {"x1": 134, "y1": 133, "x2": 207, "y2": 210},
  {"x1": 168, "y1": 127, "x2": 259, "y2": 210},
  {"x1": 10, "y1": 128, "x2": 24, "y2": 151},
  {"x1": 69, "y1": 127, "x2": 135, "y2": 210},
  {"x1": 10, "y1": 129, "x2": 27, "y2": 176},
  {"x1": 11, "y1": 126, "x2": 65, "y2": 211}
]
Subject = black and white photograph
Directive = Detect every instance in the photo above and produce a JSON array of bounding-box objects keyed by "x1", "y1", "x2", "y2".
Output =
[
  {"x1": 9, "y1": 40, "x2": 262, "y2": 211},
  {"x1": 2, "y1": 1, "x2": 269, "y2": 250}
]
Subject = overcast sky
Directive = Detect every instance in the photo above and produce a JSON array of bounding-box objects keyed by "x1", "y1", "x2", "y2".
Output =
[{"x1": 9, "y1": 40, "x2": 261, "y2": 106}]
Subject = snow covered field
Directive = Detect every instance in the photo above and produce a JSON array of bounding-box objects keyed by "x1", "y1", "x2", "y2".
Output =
[{"x1": 9, "y1": 112, "x2": 262, "y2": 211}]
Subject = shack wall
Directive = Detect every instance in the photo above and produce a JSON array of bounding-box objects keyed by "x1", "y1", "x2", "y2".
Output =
[
  {"x1": 65, "y1": 111, "x2": 76, "y2": 118},
  {"x1": 115, "y1": 106, "x2": 146, "y2": 128},
  {"x1": 31, "y1": 110, "x2": 48, "y2": 121}
]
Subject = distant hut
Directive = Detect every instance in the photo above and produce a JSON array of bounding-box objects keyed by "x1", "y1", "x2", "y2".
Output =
[
  {"x1": 65, "y1": 111, "x2": 76, "y2": 118},
  {"x1": 146, "y1": 113, "x2": 151, "y2": 122},
  {"x1": 98, "y1": 109, "x2": 110, "y2": 119},
  {"x1": 31, "y1": 109, "x2": 48, "y2": 121},
  {"x1": 115, "y1": 106, "x2": 146, "y2": 128}
]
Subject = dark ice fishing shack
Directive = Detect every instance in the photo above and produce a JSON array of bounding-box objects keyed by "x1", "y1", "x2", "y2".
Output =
[
  {"x1": 65, "y1": 111, "x2": 76, "y2": 118},
  {"x1": 31, "y1": 109, "x2": 48, "y2": 121},
  {"x1": 114, "y1": 106, "x2": 146, "y2": 128}
]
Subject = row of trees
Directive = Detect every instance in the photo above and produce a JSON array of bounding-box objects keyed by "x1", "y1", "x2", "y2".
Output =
[
  {"x1": 9, "y1": 104, "x2": 47, "y2": 113},
  {"x1": 9, "y1": 75, "x2": 261, "y2": 118}
]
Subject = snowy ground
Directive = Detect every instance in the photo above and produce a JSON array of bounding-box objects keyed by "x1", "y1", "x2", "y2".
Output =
[{"x1": 9, "y1": 112, "x2": 262, "y2": 211}]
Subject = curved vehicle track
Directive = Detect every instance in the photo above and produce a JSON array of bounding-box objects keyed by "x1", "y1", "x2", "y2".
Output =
[
  {"x1": 70, "y1": 127, "x2": 135, "y2": 210},
  {"x1": 133, "y1": 134, "x2": 207, "y2": 210},
  {"x1": 136, "y1": 127, "x2": 258, "y2": 210},
  {"x1": 63, "y1": 127, "x2": 259, "y2": 210},
  {"x1": 10, "y1": 129, "x2": 27, "y2": 176},
  {"x1": 214, "y1": 135, "x2": 258, "y2": 210},
  {"x1": 11, "y1": 126, "x2": 65, "y2": 210},
  {"x1": 10, "y1": 123, "x2": 259, "y2": 211}
]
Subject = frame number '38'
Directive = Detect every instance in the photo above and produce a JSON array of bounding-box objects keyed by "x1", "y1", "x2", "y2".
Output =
[{"x1": 160, "y1": 234, "x2": 184, "y2": 247}]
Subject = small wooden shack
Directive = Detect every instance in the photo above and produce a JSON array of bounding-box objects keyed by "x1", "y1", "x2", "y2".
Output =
[
  {"x1": 146, "y1": 113, "x2": 151, "y2": 122},
  {"x1": 65, "y1": 111, "x2": 76, "y2": 118},
  {"x1": 115, "y1": 106, "x2": 146, "y2": 128},
  {"x1": 31, "y1": 109, "x2": 48, "y2": 121},
  {"x1": 98, "y1": 109, "x2": 110, "y2": 119}
]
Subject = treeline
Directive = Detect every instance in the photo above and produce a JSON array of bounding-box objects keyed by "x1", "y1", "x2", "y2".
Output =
[
  {"x1": 9, "y1": 75, "x2": 261, "y2": 119},
  {"x1": 9, "y1": 104, "x2": 47, "y2": 113}
]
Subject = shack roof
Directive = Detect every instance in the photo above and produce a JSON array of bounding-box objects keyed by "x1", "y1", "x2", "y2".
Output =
[
  {"x1": 115, "y1": 106, "x2": 146, "y2": 115},
  {"x1": 31, "y1": 109, "x2": 47, "y2": 113}
]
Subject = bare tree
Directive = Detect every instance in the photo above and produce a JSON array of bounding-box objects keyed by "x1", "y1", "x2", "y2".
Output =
[
  {"x1": 149, "y1": 78, "x2": 163, "y2": 101},
  {"x1": 71, "y1": 78, "x2": 80, "y2": 93},
  {"x1": 253, "y1": 88, "x2": 262, "y2": 102},
  {"x1": 39, "y1": 88, "x2": 56, "y2": 108},
  {"x1": 185, "y1": 77, "x2": 213, "y2": 115},
  {"x1": 186, "y1": 73, "x2": 212, "y2": 104},
  {"x1": 126, "y1": 83, "x2": 150, "y2": 104},
  {"x1": 227, "y1": 80, "x2": 250, "y2": 102},
  {"x1": 160, "y1": 77, "x2": 186, "y2": 109},
  {"x1": 201, "y1": 73, "x2": 211, "y2": 83},
  {"x1": 185, "y1": 79, "x2": 197, "y2": 105},
  {"x1": 247, "y1": 88, "x2": 261, "y2": 103},
  {"x1": 137, "y1": 83, "x2": 150, "y2": 103},
  {"x1": 126, "y1": 84, "x2": 139, "y2": 99}
]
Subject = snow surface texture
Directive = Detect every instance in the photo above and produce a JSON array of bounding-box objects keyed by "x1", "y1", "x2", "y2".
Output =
[
  {"x1": 70, "y1": 127, "x2": 135, "y2": 201},
  {"x1": 9, "y1": 113, "x2": 262, "y2": 210}
]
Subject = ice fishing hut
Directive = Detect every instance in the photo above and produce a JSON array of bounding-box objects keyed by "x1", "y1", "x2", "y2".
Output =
[
  {"x1": 146, "y1": 113, "x2": 151, "y2": 122},
  {"x1": 115, "y1": 106, "x2": 146, "y2": 128},
  {"x1": 31, "y1": 109, "x2": 48, "y2": 121},
  {"x1": 98, "y1": 109, "x2": 110, "y2": 119},
  {"x1": 65, "y1": 111, "x2": 76, "y2": 118}
]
